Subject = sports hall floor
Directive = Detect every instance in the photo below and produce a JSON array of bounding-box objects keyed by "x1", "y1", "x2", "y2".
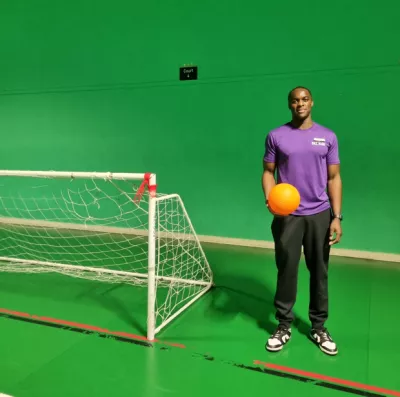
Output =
[{"x1": 0, "y1": 243, "x2": 399, "y2": 397}]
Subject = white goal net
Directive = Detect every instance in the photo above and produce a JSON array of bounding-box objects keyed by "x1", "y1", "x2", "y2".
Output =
[{"x1": 0, "y1": 170, "x2": 213, "y2": 340}]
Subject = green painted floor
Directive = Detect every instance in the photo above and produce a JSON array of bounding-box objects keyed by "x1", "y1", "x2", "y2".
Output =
[{"x1": 0, "y1": 243, "x2": 399, "y2": 397}]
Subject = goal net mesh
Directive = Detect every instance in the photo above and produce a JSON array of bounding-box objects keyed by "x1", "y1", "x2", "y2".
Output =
[{"x1": 0, "y1": 174, "x2": 213, "y2": 335}]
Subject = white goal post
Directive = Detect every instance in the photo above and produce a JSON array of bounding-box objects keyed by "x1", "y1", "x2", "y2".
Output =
[{"x1": 0, "y1": 170, "x2": 214, "y2": 340}]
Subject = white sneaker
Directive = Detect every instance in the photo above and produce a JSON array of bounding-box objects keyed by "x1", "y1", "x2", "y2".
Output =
[
  {"x1": 266, "y1": 326, "x2": 291, "y2": 352},
  {"x1": 310, "y1": 328, "x2": 338, "y2": 355}
]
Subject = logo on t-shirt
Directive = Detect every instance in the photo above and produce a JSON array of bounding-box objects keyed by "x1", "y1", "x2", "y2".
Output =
[{"x1": 312, "y1": 137, "x2": 326, "y2": 146}]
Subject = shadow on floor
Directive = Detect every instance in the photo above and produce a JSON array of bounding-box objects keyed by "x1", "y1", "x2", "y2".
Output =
[{"x1": 209, "y1": 272, "x2": 309, "y2": 336}]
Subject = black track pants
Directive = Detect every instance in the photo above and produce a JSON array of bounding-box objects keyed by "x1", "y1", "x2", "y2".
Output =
[{"x1": 271, "y1": 209, "x2": 332, "y2": 330}]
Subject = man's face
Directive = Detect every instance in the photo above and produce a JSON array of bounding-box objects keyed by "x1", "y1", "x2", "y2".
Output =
[{"x1": 288, "y1": 89, "x2": 313, "y2": 120}]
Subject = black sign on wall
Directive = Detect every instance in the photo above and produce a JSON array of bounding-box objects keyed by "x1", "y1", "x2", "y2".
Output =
[{"x1": 180, "y1": 66, "x2": 198, "y2": 81}]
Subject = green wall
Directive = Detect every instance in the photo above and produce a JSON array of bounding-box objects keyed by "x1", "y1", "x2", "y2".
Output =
[{"x1": 0, "y1": 0, "x2": 399, "y2": 254}]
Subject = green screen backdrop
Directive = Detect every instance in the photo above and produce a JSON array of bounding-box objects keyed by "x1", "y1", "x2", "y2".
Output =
[{"x1": 0, "y1": 0, "x2": 399, "y2": 254}]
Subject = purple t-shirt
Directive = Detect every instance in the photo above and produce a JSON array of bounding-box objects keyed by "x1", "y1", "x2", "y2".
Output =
[{"x1": 264, "y1": 122, "x2": 340, "y2": 216}]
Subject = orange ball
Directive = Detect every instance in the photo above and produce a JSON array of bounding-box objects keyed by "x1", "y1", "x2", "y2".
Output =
[{"x1": 268, "y1": 183, "x2": 300, "y2": 216}]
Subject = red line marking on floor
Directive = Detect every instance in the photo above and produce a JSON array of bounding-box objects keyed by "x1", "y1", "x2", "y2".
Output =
[
  {"x1": 110, "y1": 331, "x2": 149, "y2": 341},
  {"x1": 0, "y1": 307, "x2": 186, "y2": 348},
  {"x1": 255, "y1": 360, "x2": 400, "y2": 397},
  {"x1": 162, "y1": 341, "x2": 186, "y2": 349},
  {"x1": 34, "y1": 316, "x2": 111, "y2": 333},
  {"x1": 0, "y1": 308, "x2": 30, "y2": 318}
]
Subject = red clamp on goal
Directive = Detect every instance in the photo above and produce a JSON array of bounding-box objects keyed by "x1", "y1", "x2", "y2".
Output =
[{"x1": 134, "y1": 173, "x2": 157, "y2": 204}]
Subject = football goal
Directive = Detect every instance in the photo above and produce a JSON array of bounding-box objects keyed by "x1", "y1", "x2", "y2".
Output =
[{"x1": 0, "y1": 170, "x2": 214, "y2": 340}]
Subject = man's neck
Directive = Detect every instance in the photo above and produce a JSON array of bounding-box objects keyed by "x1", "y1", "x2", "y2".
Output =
[{"x1": 291, "y1": 117, "x2": 313, "y2": 130}]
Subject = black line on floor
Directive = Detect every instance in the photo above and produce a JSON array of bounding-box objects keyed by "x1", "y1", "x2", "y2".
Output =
[
  {"x1": 0, "y1": 312, "x2": 153, "y2": 348},
  {"x1": 194, "y1": 353, "x2": 385, "y2": 396},
  {"x1": 315, "y1": 382, "x2": 384, "y2": 397}
]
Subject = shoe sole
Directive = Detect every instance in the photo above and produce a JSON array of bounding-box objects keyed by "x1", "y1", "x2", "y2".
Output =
[
  {"x1": 266, "y1": 345, "x2": 283, "y2": 352},
  {"x1": 320, "y1": 346, "x2": 338, "y2": 355},
  {"x1": 308, "y1": 335, "x2": 338, "y2": 356}
]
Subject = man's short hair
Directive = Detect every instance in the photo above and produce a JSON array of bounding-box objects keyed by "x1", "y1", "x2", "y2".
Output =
[{"x1": 288, "y1": 86, "x2": 312, "y2": 101}]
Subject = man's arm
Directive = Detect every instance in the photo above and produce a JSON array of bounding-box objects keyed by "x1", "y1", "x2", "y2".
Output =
[
  {"x1": 327, "y1": 164, "x2": 342, "y2": 216},
  {"x1": 262, "y1": 131, "x2": 277, "y2": 210},
  {"x1": 262, "y1": 161, "x2": 276, "y2": 205},
  {"x1": 327, "y1": 164, "x2": 343, "y2": 244}
]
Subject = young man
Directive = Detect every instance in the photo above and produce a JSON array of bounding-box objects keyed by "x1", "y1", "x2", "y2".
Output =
[{"x1": 262, "y1": 86, "x2": 342, "y2": 356}]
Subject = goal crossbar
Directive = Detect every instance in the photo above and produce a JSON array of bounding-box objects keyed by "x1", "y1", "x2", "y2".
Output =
[{"x1": 0, "y1": 170, "x2": 149, "y2": 181}]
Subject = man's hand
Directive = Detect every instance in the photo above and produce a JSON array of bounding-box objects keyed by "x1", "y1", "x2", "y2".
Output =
[
  {"x1": 329, "y1": 218, "x2": 342, "y2": 245},
  {"x1": 266, "y1": 201, "x2": 275, "y2": 215},
  {"x1": 266, "y1": 201, "x2": 284, "y2": 217}
]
